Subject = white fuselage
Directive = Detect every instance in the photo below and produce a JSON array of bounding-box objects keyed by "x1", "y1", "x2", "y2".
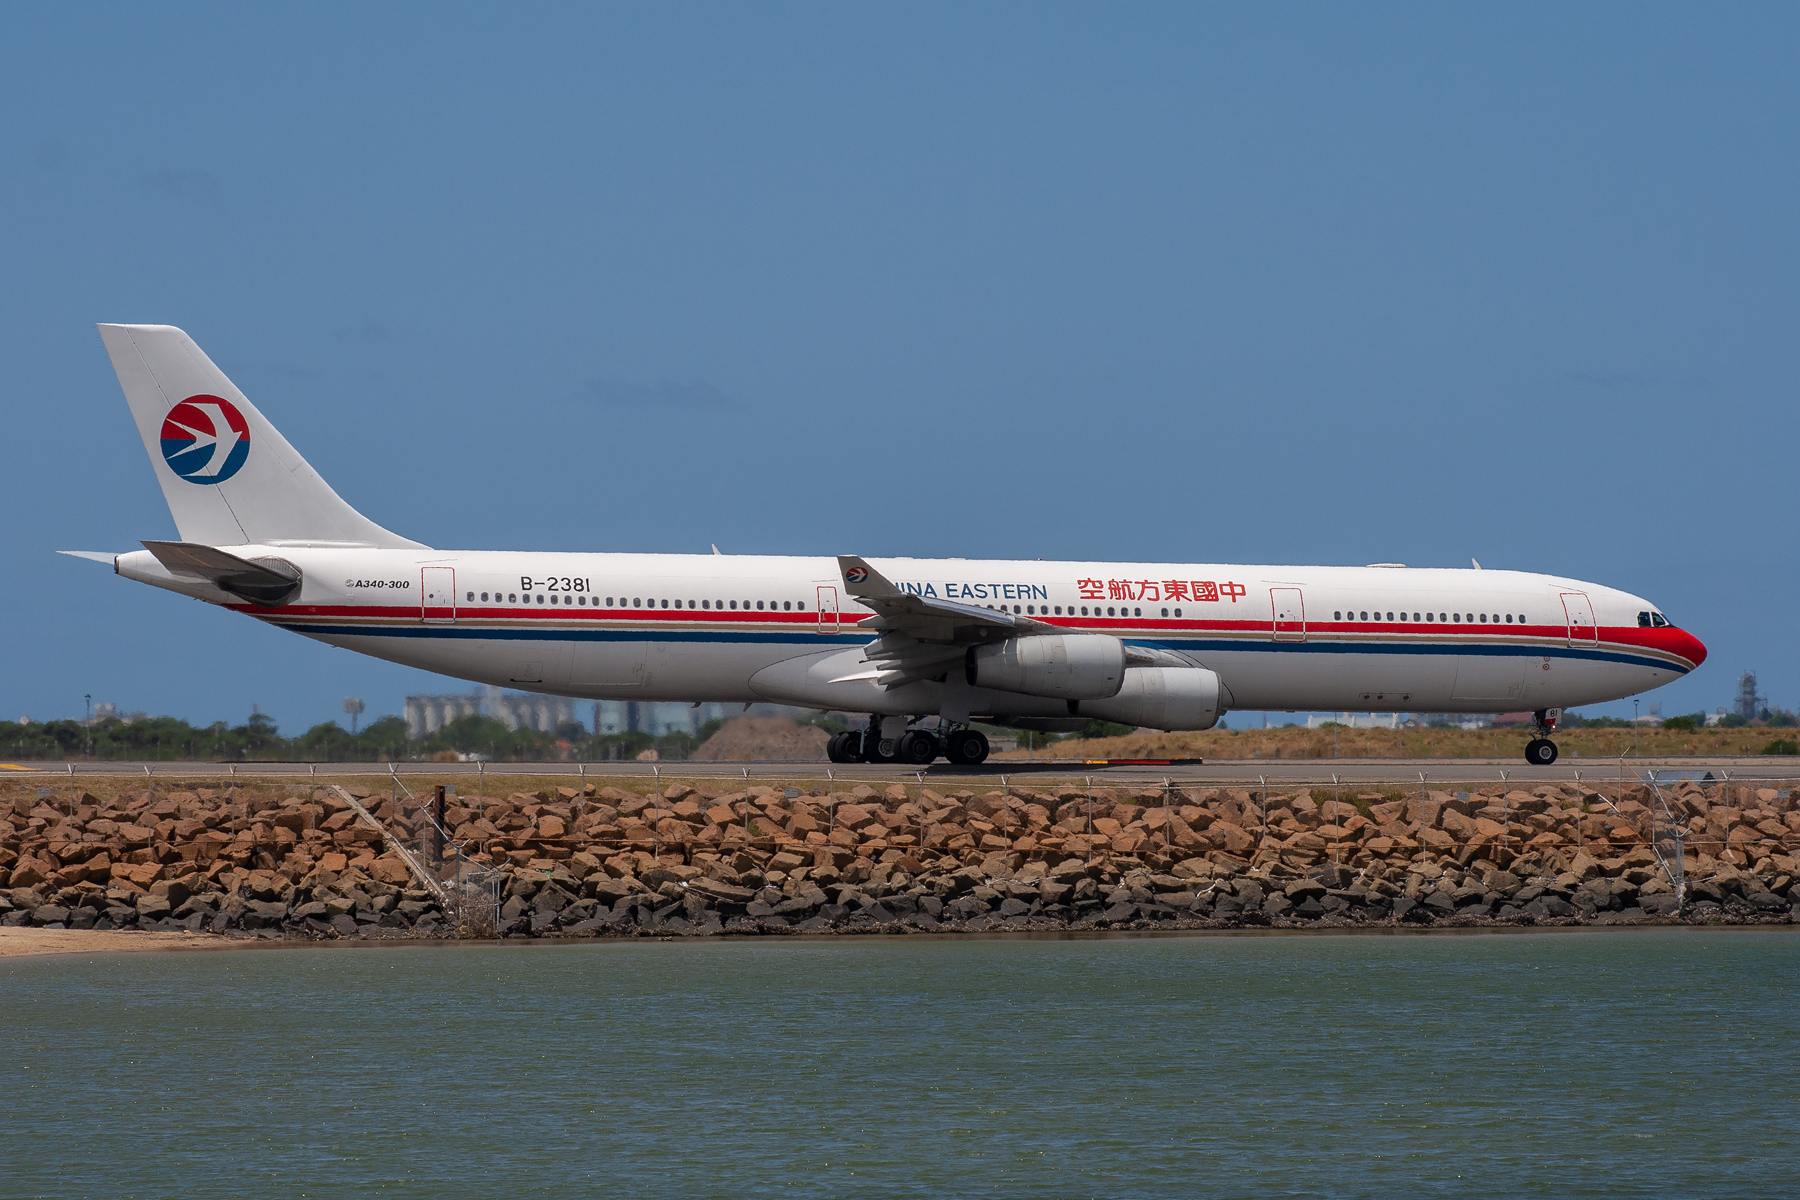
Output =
[{"x1": 114, "y1": 547, "x2": 1706, "y2": 720}]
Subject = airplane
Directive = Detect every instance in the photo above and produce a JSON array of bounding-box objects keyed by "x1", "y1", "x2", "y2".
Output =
[{"x1": 67, "y1": 324, "x2": 1707, "y2": 768}]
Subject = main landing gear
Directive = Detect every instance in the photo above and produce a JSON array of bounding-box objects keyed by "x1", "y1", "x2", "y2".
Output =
[
  {"x1": 824, "y1": 718, "x2": 989, "y2": 765},
  {"x1": 943, "y1": 728, "x2": 989, "y2": 766},
  {"x1": 1524, "y1": 707, "x2": 1561, "y2": 766}
]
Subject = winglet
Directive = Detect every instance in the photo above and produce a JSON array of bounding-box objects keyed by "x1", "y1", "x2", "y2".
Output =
[{"x1": 837, "y1": 555, "x2": 900, "y2": 598}]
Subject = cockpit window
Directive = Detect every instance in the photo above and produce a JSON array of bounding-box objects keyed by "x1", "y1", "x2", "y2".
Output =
[
  {"x1": 1651, "y1": 611, "x2": 1670, "y2": 628},
  {"x1": 1638, "y1": 611, "x2": 1652, "y2": 628}
]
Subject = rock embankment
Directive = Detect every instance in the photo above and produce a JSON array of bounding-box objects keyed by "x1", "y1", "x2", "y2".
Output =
[{"x1": 2, "y1": 777, "x2": 1796, "y2": 938}]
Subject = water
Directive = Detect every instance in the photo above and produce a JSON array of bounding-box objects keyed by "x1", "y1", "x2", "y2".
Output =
[{"x1": 3, "y1": 929, "x2": 1795, "y2": 1198}]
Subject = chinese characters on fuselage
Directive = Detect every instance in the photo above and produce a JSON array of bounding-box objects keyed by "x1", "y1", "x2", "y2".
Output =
[{"x1": 1078, "y1": 578, "x2": 1244, "y2": 603}]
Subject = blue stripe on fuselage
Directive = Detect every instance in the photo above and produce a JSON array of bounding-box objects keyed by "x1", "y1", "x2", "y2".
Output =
[
  {"x1": 1131, "y1": 637, "x2": 1692, "y2": 673},
  {"x1": 264, "y1": 620, "x2": 1690, "y2": 673}
]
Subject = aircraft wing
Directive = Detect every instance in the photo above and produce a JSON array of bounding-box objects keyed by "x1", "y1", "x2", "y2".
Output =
[{"x1": 834, "y1": 554, "x2": 1058, "y2": 688}]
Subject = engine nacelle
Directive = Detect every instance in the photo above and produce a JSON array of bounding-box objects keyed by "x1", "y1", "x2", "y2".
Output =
[
  {"x1": 965, "y1": 634, "x2": 1126, "y2": 700},
  {"x1": 1072, "y1": 667, "x2": 1223, "y2": 731}
]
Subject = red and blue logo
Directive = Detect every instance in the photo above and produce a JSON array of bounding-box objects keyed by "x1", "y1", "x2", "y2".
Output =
[
  {"x1": 845, "y1": 566, "x2": 869, "y2": 584},
  {"x1": 160, "y1": 395, "x2": 250, "y2": 483}
]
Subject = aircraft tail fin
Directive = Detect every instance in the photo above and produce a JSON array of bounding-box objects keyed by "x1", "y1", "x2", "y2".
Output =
[{"x1": 96, "y1": 324, "x2": 425, "y2": 549}]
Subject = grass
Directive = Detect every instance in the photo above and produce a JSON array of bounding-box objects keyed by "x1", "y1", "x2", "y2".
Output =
[{"x1": 1000, "y1": 722, "x2": 1800, "y2": 761}]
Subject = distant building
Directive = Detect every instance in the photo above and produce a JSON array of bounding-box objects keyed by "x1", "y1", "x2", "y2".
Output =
[
  {"x1": 593, "y1": 700, "x2": 810, "y2": 738},
  {"x1": 404, "y1": 687, "x2": 579, "y2": 739},
  {"x1": 1306, "y1": 712, "x2": 1401, "y2": 730},
  {"x1": 1737, "y1": 672, "x2": 1766, "y2": 720},
  {"x1": 404, "y1": 690, "x2": 813, "y2": 740}
]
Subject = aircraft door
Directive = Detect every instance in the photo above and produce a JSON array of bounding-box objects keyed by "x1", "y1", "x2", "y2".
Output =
[
  {"x1": 1271, "y1": 587, "x2": 1306, "y2": 642},
  {"x1": 421, "y1": 567, "x2": 456, "y2": 624},
  {"x1": 1560, "y1": 592, "x2": 1596, "y2": 645},
  {"x1": 816, "y1": 586, "x2": 840, "y2": 634}
]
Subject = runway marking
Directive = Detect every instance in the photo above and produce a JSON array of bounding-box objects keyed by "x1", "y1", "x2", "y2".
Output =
[{"x1": 0, "y1": 763, "x2": 31, "y2": 771}]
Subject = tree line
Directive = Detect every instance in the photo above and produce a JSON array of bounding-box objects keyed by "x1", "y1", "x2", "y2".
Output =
[{"x1": 0, "y1": 711, "x2": 726, "y2": 763}]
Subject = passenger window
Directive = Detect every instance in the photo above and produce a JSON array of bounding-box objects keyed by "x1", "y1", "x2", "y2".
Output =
[
  {"x1": 508, "y1": 594, "x2": 516, "y2": 603},
  {"x1": 701, "y1": 600, "x2": 709, "y2": 609},
  {"x1": 783, "y1": 601, "x2": 791, "y2": 611},
  {"x1": 1386, "y1": 612, "x2": 1394, "y2": 621},
  {"x1": 1453, "y1": 613, "x2": 1460, "y2": 622},
  {"x1": 1160, "y1": 608, "x2": 1168, "y2": 617},
  {"x1": 1107, "y1": 607, "x2": 1115, "y2": 616},
  {"x1": 729, "y1": 600, "x2": 737, "y2": 609},
  {"x1": 1360, "y1": 611, "x2": 1368, "y2": 620},
  {"x1": 1081, "y1": 607, "x2": 1088, "y2": 615},
  {"x1": 1174, "y1": 608, "x2": 1182, "y2": 617},
  {"x1": 1133, "y1": 607, "x2": 1141, "y2": 617},
  {"x1": 536, "y1": 594, "x2": 545, "y2": 605},
  {"x1": 1479, "y1": 614, "x2": 1486, "y2": 623},
  {"x1": 757, "y1": 601, "x2": 764, "y2": 610},
  {"x1": 633, "y1": 598, "x2": 641, "y2": 607},
  {"x1": 480, "y1": 592, "x2": 488, "y2": 602}
]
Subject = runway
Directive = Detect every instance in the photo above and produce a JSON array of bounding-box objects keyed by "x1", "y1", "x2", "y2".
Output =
[{"x1": 8, "y1": 756, "x2": 1799, "y2": 787}]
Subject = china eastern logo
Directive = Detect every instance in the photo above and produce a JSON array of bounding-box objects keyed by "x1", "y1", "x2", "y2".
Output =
[
  {"x1": 160, "y1": 394, "x2": 250, "y2": 483},
  {"x1": 844, "y1": 566, "x2": 869, "y2": 584}
]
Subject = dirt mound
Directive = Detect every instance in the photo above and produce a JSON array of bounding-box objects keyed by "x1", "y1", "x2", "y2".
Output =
[{"x1": 691, "y1": 717, "x2": 829, "y2": 761}]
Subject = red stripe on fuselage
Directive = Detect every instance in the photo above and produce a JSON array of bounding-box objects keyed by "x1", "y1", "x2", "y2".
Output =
[{"x1": 217, "y1": 601, "x2": 1705, "y2": 666}]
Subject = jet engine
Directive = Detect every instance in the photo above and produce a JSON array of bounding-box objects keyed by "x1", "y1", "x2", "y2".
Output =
[
  {"x1": 1072, "y1": 666, "x2": 1223, "y2": 731},
  {"x1": 965, "y1": 634, "x2": 1126, "y2": 700}
]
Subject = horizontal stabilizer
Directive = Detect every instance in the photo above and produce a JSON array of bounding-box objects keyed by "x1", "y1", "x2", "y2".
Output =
[
  {"x1": 142, "y1": 540, "x2": 303, "y2": 607},
  {"x1": 57, "y1": 550, "x2": 122, "y2": 564}
]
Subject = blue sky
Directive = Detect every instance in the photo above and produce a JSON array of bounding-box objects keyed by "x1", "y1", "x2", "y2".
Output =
[{"x1": 4, "y1": 4, "x2": 1795, "y2": 733}]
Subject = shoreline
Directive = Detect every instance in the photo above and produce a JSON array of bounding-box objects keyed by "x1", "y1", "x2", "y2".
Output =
[
  {"x1": 6, "y1": 917, "x2": 1796, "y2": 961},
  {"x1": 6, "y1": 775, "x2": 1796, "y2": 950}
]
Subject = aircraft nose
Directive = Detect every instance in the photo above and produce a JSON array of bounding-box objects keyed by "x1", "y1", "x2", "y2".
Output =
[{"x1": 1671, "y1": 627, "x2": 1707, "y2": 668}]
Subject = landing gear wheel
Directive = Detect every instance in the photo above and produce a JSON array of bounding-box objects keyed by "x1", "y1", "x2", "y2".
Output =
[
  {"x1": 898, "y1": 730, "x2": 939, "y2": 764},
  {"x1": 827, "y1": 731, "x2": 861, "y2": 763},
  {"x1": 862, "y1": 731, "x2": 899, "y2": 763},
  {"x1": 1525, "y1": 738, "x2": 1558, "y2": 766},
  {"x1": 945, "y1": 730, "x2": 989, "y2": 766}
]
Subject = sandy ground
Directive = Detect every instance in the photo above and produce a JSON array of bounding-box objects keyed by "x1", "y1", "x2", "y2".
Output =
[{"x1": 0, "y1": 927, "x2": 252, "y2": 958}]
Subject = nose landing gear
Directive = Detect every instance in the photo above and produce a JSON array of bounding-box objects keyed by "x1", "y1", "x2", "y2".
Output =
[{"x1": 1524, "y1": 708, "x2": 1562, "y2": 766}]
